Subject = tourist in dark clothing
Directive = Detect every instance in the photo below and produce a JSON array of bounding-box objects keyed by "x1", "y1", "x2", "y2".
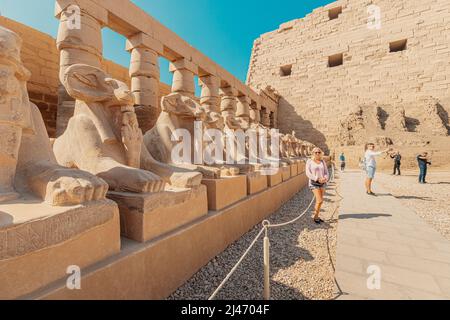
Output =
[
  {"x1": 417, "y1": 152, "x2": 432, "y2": 184},
  {"x1": 390, "y1": 151, "x2": 402, "y2": 176},
  {"x1": 339, "y1": 153, "x2": 346, "y2": 172}
]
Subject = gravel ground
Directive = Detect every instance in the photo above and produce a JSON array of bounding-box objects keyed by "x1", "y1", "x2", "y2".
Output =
[
  {"x1": 168, "y1": 177, "x2": 341, "y2": 300},
  {"x1": 376, "y1": 171, "x2": 450, "y2": 241}
]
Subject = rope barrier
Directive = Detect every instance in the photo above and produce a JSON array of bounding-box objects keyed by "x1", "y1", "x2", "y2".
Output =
[
  {"x1": 208, "y1": 160, "x2": 336, "y2": 301},
  {"x1": 208, "y1": 228, "x2": 265, "y2": 300}
]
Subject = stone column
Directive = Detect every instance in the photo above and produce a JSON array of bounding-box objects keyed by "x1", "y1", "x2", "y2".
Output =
[
  {"x1": 199, "y1": 75, "x2": 220, "y2": 113},
  {"x1": 126, "y1": 33, "x2": 164, "y2": 133},
  {"x1": 55, "y1": 1, "x2": 107, "y2": 133},
  {"x1": 236, "y1": 95, "x2": 251, "y2": 130},
  {"x1": 219, "y1": 85, "x2": 239, "y2": 126},
  {"x1": 249, "y1": 101, "x2": 261, "y2": 125},
  {"x1": 55, "y1": 1, "x2": 107, "y2": 81},
  {"x1": 169, "y1": 58, "x2": 197, "y2": 98}
]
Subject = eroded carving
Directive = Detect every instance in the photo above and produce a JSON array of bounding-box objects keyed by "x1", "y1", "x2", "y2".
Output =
[
  {"x1": 54, "y1": 64, "x2": 202, "y2": 192},
  {"x1": 0, "y1": 26, "x2": 108, "y2": 206}
]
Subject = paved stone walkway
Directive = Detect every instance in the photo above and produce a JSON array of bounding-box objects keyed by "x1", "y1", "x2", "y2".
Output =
[{"x1": 335, "y1": 171, "x2": 450, "y2": 300}]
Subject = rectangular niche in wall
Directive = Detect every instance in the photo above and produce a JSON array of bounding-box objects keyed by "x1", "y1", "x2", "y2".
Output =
[
  {"x1": 280, "y1": 64, "x2": 292, "y2": 77},
  {"x1": 390, "y1": 39, "x2": 408, "y2": 52},
  {"x1": 328, "y1": 53, "x2": 343, "y2": 68},
  {"x1": 329, "y1": 7, "x2": 342, "y2": 20}
]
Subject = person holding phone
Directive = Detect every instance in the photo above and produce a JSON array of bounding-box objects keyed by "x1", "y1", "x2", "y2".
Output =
[
  {"x1": 364, "y1": 143, "x2": 392, "y2": 196},
  {"x1": 417, "y1": 152, "x2": 432, "y2": 184}
]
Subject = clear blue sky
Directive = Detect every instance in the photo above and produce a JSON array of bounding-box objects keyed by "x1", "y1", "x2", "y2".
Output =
[{"x1": 1, "y1": 0, "x2": 334, "y2": 87}]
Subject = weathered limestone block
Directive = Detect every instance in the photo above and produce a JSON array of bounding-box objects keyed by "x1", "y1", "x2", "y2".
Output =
[
  {"x1": 0, "y1": 199, "x2": 120, "y2": 299},
  {"x1": 246, "y1": 171, "x2": 268, "y2": 195},
  {"x1": 281, "y1": 165, "x2": 291, "y2": 181},
  {"x1": 385, "y1": 105, "x2": 408, "y2": 132},
  {"x1": 108, "y1": 185, "x2": 208, "y2": 243},
  {"x1": 266, "y1": 169, "x2": 283, "y2": 187},
  {"x1": 290, "y1": 163, "x2": 299, "y2": 176},
  {"x1": 420, "y1": 97, "x2": 449, "y2": 136},
  {"x1": 297, "y1": 160, "x2": 306, "y2": 174},
  {"x1": 201, "y1": 175, "x2": 247, "y2": 211}
]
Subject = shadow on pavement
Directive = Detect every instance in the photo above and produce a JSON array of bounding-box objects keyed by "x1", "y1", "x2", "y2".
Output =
[
  {"x1": 339, "y1": 213, "x2": 392, "y2": 220},
  {"x1": 395, "y1": 195, "x2": 433, "y2": 201}
]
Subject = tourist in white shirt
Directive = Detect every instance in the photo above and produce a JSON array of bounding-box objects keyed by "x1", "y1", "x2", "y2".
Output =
[{"x1": 364, "y1": 143, "x2": 391, "y2": 196}]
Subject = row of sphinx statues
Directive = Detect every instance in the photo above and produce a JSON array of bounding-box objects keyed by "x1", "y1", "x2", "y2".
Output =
[{"x1": 0, "y1": 25, "x2": 317, "y2": 208}]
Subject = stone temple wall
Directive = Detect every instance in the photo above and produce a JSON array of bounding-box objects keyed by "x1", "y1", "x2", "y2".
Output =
[
  {"x1": 0, "y1": 16, "x2": 171, "y2": 137},
  {"x1": 247, "y1": 0, "x2": 450, "y2": 151}
]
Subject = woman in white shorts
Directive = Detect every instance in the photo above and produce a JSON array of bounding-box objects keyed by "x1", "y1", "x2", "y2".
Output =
[{"x1": 364, "y1": 143, "x2": 391, "y2": 196}]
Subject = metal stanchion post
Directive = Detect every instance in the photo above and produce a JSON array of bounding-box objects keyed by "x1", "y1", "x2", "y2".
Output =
[{"x1": 263, "y1": 221, "x2": 270, "y2": 300}]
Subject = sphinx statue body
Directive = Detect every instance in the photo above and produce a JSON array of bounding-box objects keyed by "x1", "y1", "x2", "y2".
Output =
[
  {"x1": 143, "y1": 92, "x2": 239, "y2": 179},
  {"x1": 0, "y1": 26, "x2": 107, "y2": 205},
  {"x1": 53, "y1": 64, "x2": 202, "y2": 193}
]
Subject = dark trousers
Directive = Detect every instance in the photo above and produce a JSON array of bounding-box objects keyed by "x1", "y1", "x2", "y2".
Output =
[
  {"x1": 393, "y1": 163, "x2": 401, "y2": 175},
  {"x1": 341, "y1": 162, "x2": 346, "y2": 171},
  {"x1": 419, "y1": 165, "x2": 427, "y2": 183}
]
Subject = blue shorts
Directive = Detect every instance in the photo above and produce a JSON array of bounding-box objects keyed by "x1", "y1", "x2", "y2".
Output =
[
  {"x1": 366, "y1": 166, "x2": 376, "y2": 179},
  {"x1": 309, "y1": 181, "x2": 327, "y2": 190}
]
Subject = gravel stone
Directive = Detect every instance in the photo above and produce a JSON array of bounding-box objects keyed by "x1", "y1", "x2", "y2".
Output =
[
  {"x1": 168, "y1": 178, "x2": 340, "y2": 300},
  {"x1": 377, "y1": 171, "x2": 450, "y2": 241}
]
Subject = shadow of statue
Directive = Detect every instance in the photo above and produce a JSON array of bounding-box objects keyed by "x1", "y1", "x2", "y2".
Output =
[
  {"x1": 436, "y1": 102, "x2": 450, "y2": 134},
  {"x1": 278, "y1": 97, "x2": 330, "y2": 153},
  {"x1": 339, "y1": 213, "x2": 392, "y2": 220}
]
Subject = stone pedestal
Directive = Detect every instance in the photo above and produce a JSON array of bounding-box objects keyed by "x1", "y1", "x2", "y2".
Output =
[
  {"x1": 108, "y1": 185, "x2": 208, "y2": 243},
  {"x1": 201, "y1": 176, "x2": 247, "y2": 211},
  {"x1": 266, "y1": 169, "x2": 283, "y2": 187},
  {"x1": 281, "y1": 166, "x2": 291, "y2": 181},
  {"x1": 290, "y1": 163, "x2": 299, "y2": 176},
  {"x1": 246, "y1": 172, "x2": 268, "y2": 195},
  {"x1": 297, "y1": 161, "x2": 306, "y2": 174},
  {"x1": 0, "y1": 199, "x2": 120, "y2": 300},
  {"x1": 29, "y1": 173, "x2": 309, "y2": 301}
]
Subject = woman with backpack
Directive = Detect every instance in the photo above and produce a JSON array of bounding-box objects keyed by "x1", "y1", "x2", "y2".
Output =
[{"x1": 306, "y1": 147, "x2": 329, "y2": 224}]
